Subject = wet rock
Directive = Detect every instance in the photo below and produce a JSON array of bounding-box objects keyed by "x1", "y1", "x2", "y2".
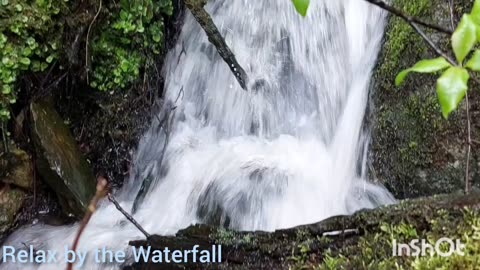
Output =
[
  {"x1": 126, "y1": 192, "x2": 480, "y2": 269},
  {"x1": 370, "y1": 0, "x2": 479, "y2": 199},
  {"x1": 30, "y1": 99, "x2": 95, "y2": 217},
  {"x1": 0, "y1": 142, "x2": 31, "y2": 239},
  {"x1": 0, "y1": 146, "x2": 33, "y2": 190},
  {"x1": 0, "y1": 186, "x2": 27, "y2": 236}
]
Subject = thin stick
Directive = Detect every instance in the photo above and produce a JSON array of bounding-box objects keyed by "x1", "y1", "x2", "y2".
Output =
[
  {"x1": 364, "y1": 0, "x2": 453, "y2": 35},
  {"x1": 108, "y1": 193, "x2": 151, "y2": 238},
  {"x1": 1, "y1": 121, "x2": 8, "y2": 153},
  {"x1": 409, "y1": 22, "x2": 457, "y2": 65},
  {"x1": 448, "y1": 0, "x2": 455, "y2": 30},
  {"x1": 85, "y1": 0, "x2": 103, "y2": 85},
  {"x1": 67, "y1": 177, "x2": 108, "y2": 270},
  {"x1": 465, "y1": 92, "x2": 472, "y2": 194}
]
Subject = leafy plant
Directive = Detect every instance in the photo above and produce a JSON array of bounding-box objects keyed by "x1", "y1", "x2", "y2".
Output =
[
  {"x1": 0, "y1": 0, "x2": 66, "y2": 122},
  {"x1": 0, "y1": 0, "x2": 173, "y2": 129},
  {"x1": 395, "y1": 1, "x2": 480, "y2": 119},
  {"x1": 90, "y1": 0, "x2": 173, "y2": 92}
]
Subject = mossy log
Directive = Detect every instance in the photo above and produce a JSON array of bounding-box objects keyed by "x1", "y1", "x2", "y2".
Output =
[
  {"x1": 184, "y1": 0, "x2": 248, "y2": 90},
  {"x1": 125, "y1": 192, "x2": 480, "y2": 269}
]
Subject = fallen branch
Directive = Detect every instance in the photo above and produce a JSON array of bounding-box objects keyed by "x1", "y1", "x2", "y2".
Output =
[
  {"x1": 364, "y1": 0, "x2": 453, "y2": 35},
  {"x1": 108, "y1": 193, "x2": 150, "y2": 238},
  {"x1": 184, "y1": 0, "x2": 248, "y2": 90},
  {"x1": 67, "y1": 177, "x2": 108, "y2": 270}
]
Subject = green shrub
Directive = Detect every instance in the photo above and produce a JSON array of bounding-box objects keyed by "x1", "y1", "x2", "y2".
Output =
[
  {"x1": 0, "y1": 0, "x2": 66, "y2": 121},
  {"x1": 90, "y1": 0, "x2": 173, "y2": 92},
  {"x1": 0, "y1": 0, "x2": 172, "y2": 127}
]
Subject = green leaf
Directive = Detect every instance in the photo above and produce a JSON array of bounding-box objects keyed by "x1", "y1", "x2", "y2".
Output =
[
  {"x1": 395, "y1": 57, "x2": 451, "y2": 86},
  {"x1": 19, "y1": 57, "x2": 31, "y2": 66},
  {"x1": 452, "y1": 14, "x2": 477, "y2": 64},
  {"x1": 0, "y1": 109, "x2": 10, "y2": 117},
  {"x1": 46, "y1": 55, "x2": 54, "y2": 63},
  {"x1": 292, "y1": 0, "x2": 310, "y2": 17},
  {"x1": 2, "y1": 85, "x2": 11, "y2": 94},
  {"x1": 471, "y1": 0, "x2": 480, "y2": 25},
  {"x1": 466, "y1": 50, "x2": 480, "y2": 71},
  {"x1": 436, "y1": 67, "x2": 469, "y2": 119},
  {"x1": 35, "y1": 0, "x2": 45, "y2": 7}
]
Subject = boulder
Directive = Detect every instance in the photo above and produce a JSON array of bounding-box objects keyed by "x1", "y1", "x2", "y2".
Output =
[
  {"x1": 0, "y1": 187, "x2": 27, "y2": 236},
  {"x1": 30, "y1": 99, "x2": 95, "y2": 217},
  {"x1": 0, "y1": 143, "x2": 30, "y2": 237},
  {"x1": 370, "y1": 0, "x2": 479, "y2": 199},
  {"x1": 0, "y1": 146, "x2": 33, "y2": 190}
]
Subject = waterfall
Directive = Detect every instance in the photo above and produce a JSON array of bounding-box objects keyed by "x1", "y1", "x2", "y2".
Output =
[{"x1": 2, "y1": 0, "x2": 394, "y2": 269}]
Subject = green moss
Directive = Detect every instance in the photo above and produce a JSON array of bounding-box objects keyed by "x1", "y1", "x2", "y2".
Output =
[
  {"x1": 90, "y1": 0, "x2": 173, "y2": 92},
  {"x1": 0, "y1": 0, "x2": 67, "y2": 121},
  {"x1": 211, "y1": 228, "x2": 257, "y2": 247},
  {"x1": 0, "y1": 0, "x2": 173, "y2": 131},
  {"x1": 371, "y1": 0, "x2": 476, "y2": 199},
  {"x1": 315, "y1": 209, "x2": 480, "y2": 270},
  {"x1": 377, "y1": 0, "x2": 431, "y2": 87}
]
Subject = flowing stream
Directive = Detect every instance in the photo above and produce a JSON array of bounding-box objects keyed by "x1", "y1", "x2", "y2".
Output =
[{"x1": 3, "y1": 0, "x2": 394, "y2": 269}]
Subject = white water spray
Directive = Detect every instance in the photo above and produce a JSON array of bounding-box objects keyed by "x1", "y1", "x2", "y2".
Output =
[{"x1": 2, "y1": 0, "x2": 394, "y2": 269}]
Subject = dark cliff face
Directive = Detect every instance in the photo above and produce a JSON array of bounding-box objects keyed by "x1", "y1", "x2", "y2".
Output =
[{"x1": 370, "y1": 0, "x2": 479, "y2": 199}]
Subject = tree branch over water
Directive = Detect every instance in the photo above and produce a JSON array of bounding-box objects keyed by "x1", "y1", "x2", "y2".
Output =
[
  {"x1": 108, "y1": 193, "x2": 151, "y2": 238},
  {"x1": 184, "y1": 0, "x2": 248, "y2": 90},
  {"x1": 364, "y1": 0, "x2": 453, "y2": 35}
]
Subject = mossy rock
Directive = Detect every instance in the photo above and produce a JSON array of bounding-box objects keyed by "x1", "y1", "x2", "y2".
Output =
[
  {"x1": 0, "y1": 143, "x2": 33, "y2": 190},
  {"x1": 371, "y1": 0, "x2": 480, "y2": 199},
  {"x1": 0, "y1": 187, "x2": 27, "y2": 236},
  {"x1": 125, "y1": 192, "x2": 480, "y2": 269},
  {"x1": 30, "y1": 99, "x2": 96, "y2": 217}
]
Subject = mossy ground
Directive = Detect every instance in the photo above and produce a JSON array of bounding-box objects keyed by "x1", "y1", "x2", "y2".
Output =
[
  {"x1": 313, "y1": 208, "x2": 480, "y2": 270},
  {"x1": 246, "y1": 195, "x2": 480, "y2": 270},
  {"x1": 128, "y1": 193, "x2": 480, "y2": 270}
]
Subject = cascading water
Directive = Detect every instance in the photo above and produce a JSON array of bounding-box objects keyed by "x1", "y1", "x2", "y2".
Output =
[{"x1": 2, "y1": 0, "x2": 395, "y2": 268}]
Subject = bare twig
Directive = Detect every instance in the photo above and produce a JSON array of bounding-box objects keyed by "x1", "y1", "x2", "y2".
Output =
[
  {"x1": 108, "y1": 193, "x2": 151, "y2": 238},
  {"x1": 409, "y1": 22, "x2": 457, "y2": 65},
  {"x1": 465, "y1": 92, "x2": 472, "y2": 194},
  {"x1": 67, "y1": 177, "x2": 108, "y2": 270},
  {"x1": 85, "y1": 0, "x2": 103, "y2": 85},
  {"x1": 1, "y1": 122, "x2": 8, "y2": 153},
  {"x1": 444, "y1": 0, "x2": 473, "y2": 194},
  {"x1": 364, "y1": 0, "x2": 453, "y2": 35},
  {"x1": 448, "y1": 0, "x2": 455, "y2": 30}
]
